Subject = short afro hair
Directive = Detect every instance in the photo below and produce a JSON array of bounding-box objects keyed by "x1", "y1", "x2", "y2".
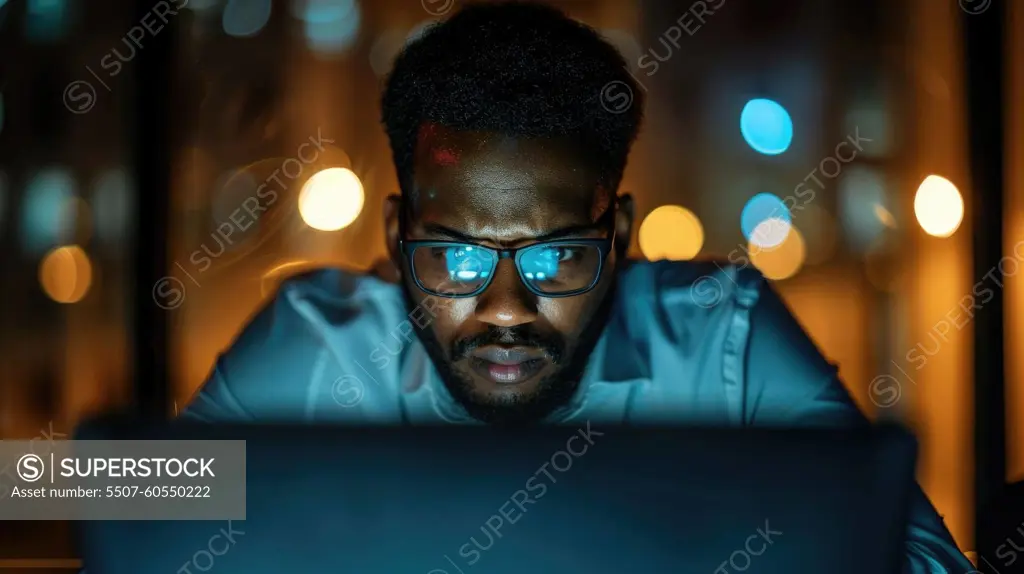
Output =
[{"x1": 381, "y1": 1, "x2": 644, "y2": 195}]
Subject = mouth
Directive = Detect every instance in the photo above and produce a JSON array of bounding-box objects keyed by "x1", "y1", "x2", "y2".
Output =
[{"x1": 467, "y1": 346, "x2": 550, "y2": 384}]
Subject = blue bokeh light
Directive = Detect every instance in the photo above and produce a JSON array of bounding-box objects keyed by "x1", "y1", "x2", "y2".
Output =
[
  {"x1": 740, "y1": 98, "x2": 793, "y2": 155},
  {"x1": 296, "y1": 0, "x2": 361, "y2": 55},
  {"x1": 93, "y1": 168, "x2": 132, "y2": 247},
  {"x1": 292, "y1": 0, "x2": 355, "y2": 23},
  {"x1": 222, "y1": 0, "x2": 273, "y2": 38},
  {"x1": 304, "y1": 7, "x2": 360, "y2": 54},
  {"x1": 25, "y1": 0, "x2": 70, "y2": 42},
  {"x1": 21, "y1": 168, "x2": 76, "y2": 253},
  {"x1": 838, "y1": 166, "x2": 887, "y2": 252},
  {"x1": 741, "y1": 193, "x2": 792, "y2": 248}
]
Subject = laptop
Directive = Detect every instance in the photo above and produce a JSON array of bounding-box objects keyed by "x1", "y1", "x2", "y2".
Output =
[{"x1": 75, "y1": 418, "x2": 915, "y2": 574}]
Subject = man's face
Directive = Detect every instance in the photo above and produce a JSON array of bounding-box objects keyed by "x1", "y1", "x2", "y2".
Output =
[{"x1": 387, "y1": 126, "x2": 631, "y2": 425}]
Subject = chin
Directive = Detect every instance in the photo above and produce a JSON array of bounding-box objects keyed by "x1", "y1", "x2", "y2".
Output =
[
  {"x1": 458, "y1": 376, "x2": 544, "y2": 408},
  {"x1": 445, "y1": 368, "x2": 582, "y2": 426},
  {"x1": 470, "y1": 385, "x2": 540, "y2": 408}
]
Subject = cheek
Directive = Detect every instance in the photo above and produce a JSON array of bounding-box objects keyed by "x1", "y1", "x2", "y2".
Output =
[
  {"x1": 536, "y1": 271, "x2": 614, "y2": 336},
  {"x1": 415, "y1": 294, "x2": 475, "y2": 341},
  {"x1": 434, "y1": 299, "x2": 475, "y2": 334},
  {"x1": 536, "y1": 296, "x2": 596, "y2": 335}
]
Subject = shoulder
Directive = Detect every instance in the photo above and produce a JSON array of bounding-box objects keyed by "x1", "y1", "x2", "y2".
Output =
[
  {"x1": 617, "y1": 259, "x2": 768, "y2": 321},
  {"x1": 630, "y1": 258, "x2": 830, "y2": 380},
  {"x1": 225, "y1": 266, "x2": 406, "y2": 364},
  {"x1": 186, "y1": 267, "x2": 408, "y2": 421},
  {"x1": 617, "y1": 260, "x2": 857, "y2": 425}
]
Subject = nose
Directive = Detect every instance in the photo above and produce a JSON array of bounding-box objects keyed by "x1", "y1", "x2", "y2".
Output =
[{"x1": 474, "y1": 259, "x2": 538, "y2": 328}]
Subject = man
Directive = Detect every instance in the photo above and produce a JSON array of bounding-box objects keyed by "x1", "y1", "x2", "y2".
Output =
[{"x1": 184, "y1": 2, "x2": 972, "y2": 571}]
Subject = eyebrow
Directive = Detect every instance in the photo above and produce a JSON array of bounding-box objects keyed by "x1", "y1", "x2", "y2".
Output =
[{"x1": 418, "y1": 221, "x2": 606, "y2": 245}]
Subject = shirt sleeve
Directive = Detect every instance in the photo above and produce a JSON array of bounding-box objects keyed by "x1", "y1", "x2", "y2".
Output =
[{"x1": 743, "y1": 278, "x2": 975, "y2": 573}]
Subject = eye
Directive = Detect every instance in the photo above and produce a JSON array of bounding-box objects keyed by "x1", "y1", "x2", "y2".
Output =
[
  {"x1": 428, "y1": 246, "x2": 476, "y2": 260},
  {"x1": 556, "y1": 247, "x2": 580, "y2": 262},
  {"x1": 537, "y1": 246, "x2": 579, "y2": 262}
]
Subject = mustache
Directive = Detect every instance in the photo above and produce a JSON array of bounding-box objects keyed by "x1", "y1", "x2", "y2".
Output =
[{"x1": 451, "y1": 327, "x2": 565, "y2": 363}]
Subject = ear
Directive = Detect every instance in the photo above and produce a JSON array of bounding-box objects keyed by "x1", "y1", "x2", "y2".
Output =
[
  {"x1": 614, "y1": 193, "x2": 634, "y2": 256},
  {"x1": 384, "y1": 194, "x2": 403, "y2": 274}
]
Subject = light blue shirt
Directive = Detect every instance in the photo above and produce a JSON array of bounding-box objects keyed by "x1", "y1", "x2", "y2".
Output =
[{"x1": 184, "y1": 260, "x2": 973, "y2": 572}]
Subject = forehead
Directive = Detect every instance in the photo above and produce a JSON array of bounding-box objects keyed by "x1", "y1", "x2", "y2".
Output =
[{"x1": 409, "y1": 126, "x2": 609, "y2": 238}]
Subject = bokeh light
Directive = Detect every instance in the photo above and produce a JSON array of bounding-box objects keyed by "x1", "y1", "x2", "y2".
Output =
[
  {"x1": 298, "y1": 168, "x2": 364, "y2": 231},
  {"x1": 222, "y1": 0, "x2": 272, "y2": 38},
  {"x1": 740, "y1": 98, "x2": 793, "y2": 155},
  {"x1": 914, "y1": 175, "x2": 964, "y2": 238},
  {"x1": 26, "y1": 0, "x2": 71, "y2": 42},
  {"x1": 303, "y1": 9, "x2": 360, "y2": 55},
  {"x1": 93, "y1": 168, "x2": 132, "y2": 247},
  {"x1": 874, "y1": 203, "x2": 897, "y2": 229},
  {"x1": 838, "y1": 166, "x2": 889, "y2": 252},
  {"x1": 749, "y1": 224, "x2": 806, "y2": 280},
  {"x1": 291, "y1": 0, "x2": 354, "y2": 21},
  {"x1": 844, "y1": 99, "x2": 890, "y2": 158},
  {"x1": 21, "y1": 168, "x2": 77, "y2": 254},
  {"x1": 741, "y1": 193, "x2": 791, "y2": 248},
  {"x1": 293, "y1": 0, "x2": 360, "y2": 55},
  {"x1": 638, "y1": 205, "x2": 704, "y2": 261},
  {"x1": 39, "y1": 245, "x2": 92, "y2": 303}
]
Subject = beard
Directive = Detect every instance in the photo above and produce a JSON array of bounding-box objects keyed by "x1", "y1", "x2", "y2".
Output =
[{"x1": 400, "y1": 279, "x2": 617, "y2": 427}]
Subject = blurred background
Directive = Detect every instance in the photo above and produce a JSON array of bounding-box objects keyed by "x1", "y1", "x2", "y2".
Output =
[{"x1": 0, "y1": 0, "x2": 1020, "y2": 569}]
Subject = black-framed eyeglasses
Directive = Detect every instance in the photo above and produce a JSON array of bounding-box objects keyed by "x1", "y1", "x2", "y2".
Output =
[
  {"x1": 400, "y1": 237, "x2": 614, "y2": 298},
  {"x1": 400, "y1": 203, "x2": 618, "y2": 298}
]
